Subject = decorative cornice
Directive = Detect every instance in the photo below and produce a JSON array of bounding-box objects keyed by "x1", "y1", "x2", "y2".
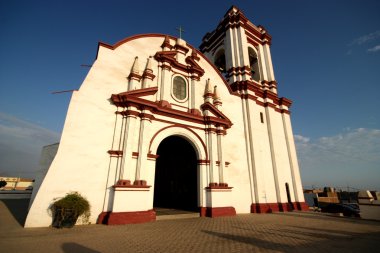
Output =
[
  {"x1": 116, "y1": 87, "x2": 158, "y2": 98},
  {"x1": 200, "y1": 102, "x2": 232, "y2": 128},
  {"x1": 111, "y1": 94, "x2": 233, "y2": 129},
  {"x1": 200, "y1": 6, "x2": 272, "y2": 53},
  {"x1": 154, "y1": 50, "x2": 205, "y2": 78},
  {"x1": 230, "y1": 80, "x2": 291, "y2": 113}
]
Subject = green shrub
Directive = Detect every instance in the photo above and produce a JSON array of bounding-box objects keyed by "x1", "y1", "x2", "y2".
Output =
[{"x1": 51, "y1": 192, "x2": 90, "y2": 228}]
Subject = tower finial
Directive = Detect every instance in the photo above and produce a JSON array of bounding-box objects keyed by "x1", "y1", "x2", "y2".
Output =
[
  {"x1": 213, "y1": 85, "x2": 222, "y2": 108},
  {"x1": 204, "y1": 78, "x2": 213, "y2": 96},
  {"x1": 131, "y1": 56, "x2": 139, "y2": 74}
]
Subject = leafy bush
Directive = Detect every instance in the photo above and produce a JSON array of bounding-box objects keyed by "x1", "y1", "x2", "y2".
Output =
[{"x1": 51, "y1": 192, "x2": 90, "y2": 228}]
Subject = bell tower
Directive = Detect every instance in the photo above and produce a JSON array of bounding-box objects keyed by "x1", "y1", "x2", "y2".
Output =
[{"x1": 200, "y1": 6, "x2": 278, "y2": 93}]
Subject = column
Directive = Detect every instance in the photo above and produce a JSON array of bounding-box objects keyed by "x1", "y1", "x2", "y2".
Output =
[
  {"x1": 205, "y1": 127, "x2": 216, "y2": 185},
  {"x1": 263, "y1": 43, "x2": 275, "y2": 81},
  {"x1": 120, "y1": 106, "x2": 139, "y2": 181},
  {"x1": 240, "y1": 95, "x2": 255, "y2": 205},
  {"x1": 265, "y1": 106, "x2": 282, "y2": 205},
  {"x1": 134, "y1": 109, "x2": 152, "y2": 184},
  {"x1": 160, "y1": 64, "x2": 171, "y2": 102},
  {"x1": 216, "y1": 127, "x2": 224, "y2": 183}
]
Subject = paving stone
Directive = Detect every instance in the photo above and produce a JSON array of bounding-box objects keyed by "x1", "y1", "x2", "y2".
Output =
[{"x1": 1, "y1": 200, "x2": 380, "y2": 253}]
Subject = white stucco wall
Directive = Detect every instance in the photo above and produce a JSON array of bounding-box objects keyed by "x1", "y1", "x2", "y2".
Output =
[{"x1": 25, "y1": 34, "x2": 305, "y2": 227}]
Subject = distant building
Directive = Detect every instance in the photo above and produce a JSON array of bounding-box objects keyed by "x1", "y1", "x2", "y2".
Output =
[
  {"x1": 26, "y1": 6, "x2": 308, "y2": 227},
  {"x1": 0, "y1": 177, "x2": 34, "y2": 191}
]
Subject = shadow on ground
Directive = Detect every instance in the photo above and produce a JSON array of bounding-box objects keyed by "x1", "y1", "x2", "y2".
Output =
[
  {"x1": 62, "y1": 243, "x2": 101, "y2": 253},
  {"x1": 0, "y1": 199, "x2": 30, "y2": 226}
]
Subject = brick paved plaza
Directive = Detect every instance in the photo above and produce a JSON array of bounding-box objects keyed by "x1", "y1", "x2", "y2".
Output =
[{"x1": 1, "y1": 199, "x2": 379, "y2": 253}]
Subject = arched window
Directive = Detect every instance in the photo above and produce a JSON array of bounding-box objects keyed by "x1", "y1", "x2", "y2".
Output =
[
  {"x1": 172, "y1": 76, "x2": 187, "y2": 101},
  {"x1": 248, "y1": 47, "x2": 260, "y2": 81},
  {"x1": 214, "y1": 49, "x2": 226, "y2": 75}
]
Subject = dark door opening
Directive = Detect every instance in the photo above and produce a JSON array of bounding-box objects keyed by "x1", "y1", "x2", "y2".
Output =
[{"x1": 154, "y1": 136, "x2": 198, "y2": 212}]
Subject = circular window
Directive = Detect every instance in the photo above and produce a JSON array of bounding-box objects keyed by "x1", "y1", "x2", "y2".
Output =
[{"x1": 172, "y1": 76, "x2": 187, "y2": 101}]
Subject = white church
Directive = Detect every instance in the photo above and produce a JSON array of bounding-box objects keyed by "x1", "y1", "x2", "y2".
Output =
[{"x1": 25, "y1": 6, "x2": 308, "y2": 227}]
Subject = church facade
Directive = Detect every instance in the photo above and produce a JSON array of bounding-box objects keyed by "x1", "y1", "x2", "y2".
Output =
[{"x1": 25, "y1": 6, "x2": 308, "y2": 227}]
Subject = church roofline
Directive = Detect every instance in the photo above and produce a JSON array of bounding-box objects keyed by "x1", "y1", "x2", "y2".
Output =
[
  {"x1": 96, "y1": 33, "x2": 292, "y2": 113},
  {"x1": 95, "y1": 33, "x2": 235, "y2": 94}
]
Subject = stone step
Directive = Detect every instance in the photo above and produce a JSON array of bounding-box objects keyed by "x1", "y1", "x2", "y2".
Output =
[{"x1": 156, "y1": 213, "x2": 200, "y2": 221}]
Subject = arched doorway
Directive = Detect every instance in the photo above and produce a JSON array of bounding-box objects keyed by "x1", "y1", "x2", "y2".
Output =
[{"x1": 154, "y1": 135, "x2": 198, "y2": 212}]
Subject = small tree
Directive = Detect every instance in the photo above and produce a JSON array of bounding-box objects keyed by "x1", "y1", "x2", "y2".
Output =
[
  {"x1": 0, "y1": 180, "x2": 7, "y2": 188},
  {"x1": 51, "y1": 192, "x2": 90, "y2": 228}
]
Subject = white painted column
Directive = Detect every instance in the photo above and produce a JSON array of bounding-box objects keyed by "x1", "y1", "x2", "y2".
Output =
[
  {"x1": 282, "y1": 113, "x2": 305, "y2": 202},
  {"x1": 265, "y1": 107, "x2": 281, "y2": 203},
  {"x1": 240, "y1": 95, "x2": 256, "y2": 204},
  {"x1": 135, "y1": 110, "x2": 151, "y2": 181},
  {"x1": 263, "y1": 43, "x2": 275, "y2": 81},
  {"x1": 117, "y1": 114, "x2": 127, "y2": 180},
  {"x1": 121, "y1": 106, "x2": 139, "y2": 181},
  {"x1": 232, "y1": 28, "x2": 240, "y2": 72},
  {"x1": 216, "y1": 128, "x2": 224, "y2": 183},
  {"x1": 160, "y1": 64, "x2": 171, "y2": 102},
  {"x1": 225, "y1": 28, "x2": 236, "y2": 83},
  {"x1": 156, "y1": 63, "x2": 162, "y2": 101},
  {"x1": 258, "y1": 45, "x2": 268, "y2": 80},
  {"x1": 205, "y1": 127, "x2": 216, "y2": 184},
  {"x1": 245, "y1": 98, "x2": 259, "y2": 204},
  {"x1": 190, "y1": 76, "x2": 196, "y2": 110}
]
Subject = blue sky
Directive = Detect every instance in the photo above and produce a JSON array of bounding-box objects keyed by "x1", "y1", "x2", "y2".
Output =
[{"x1": 0, "y1": 0, "x2": 379, "y2": 190}]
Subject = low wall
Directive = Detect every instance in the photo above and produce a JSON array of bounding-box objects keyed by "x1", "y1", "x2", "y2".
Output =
[{"x1": 0, "y1": 191, "x2": 32, "y2": 199}]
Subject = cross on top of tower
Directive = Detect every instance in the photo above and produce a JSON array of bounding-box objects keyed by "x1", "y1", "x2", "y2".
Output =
[{"x1": 176, "y1": 26, "x2": 185, "y2": 39}]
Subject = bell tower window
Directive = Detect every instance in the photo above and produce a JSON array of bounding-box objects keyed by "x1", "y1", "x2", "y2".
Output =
[
  {"x1": 214, "y1": 49, "x2": 226, "y2": 75},
  {"x1": 172, "y1": 76, "x2": 187, "y2": 101},
  {"x1": 248, "y1": 47, "x2": 260, "y2": 82}
]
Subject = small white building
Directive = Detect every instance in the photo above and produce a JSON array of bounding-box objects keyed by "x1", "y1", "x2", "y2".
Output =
[{"x1": 25, "y1": 6, "x2": 308, "y2": 227}]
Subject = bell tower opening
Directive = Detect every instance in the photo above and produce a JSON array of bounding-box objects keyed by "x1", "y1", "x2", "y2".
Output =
[
  {"x1": 248, "y1": 47, "x2": 260, "y2": 82},
  {"x1": 214, "y1": 48, "x2": 227, "y2": 76},
  {"x1": 153, "y1": 135, "x2": 198, "y2": 212}
]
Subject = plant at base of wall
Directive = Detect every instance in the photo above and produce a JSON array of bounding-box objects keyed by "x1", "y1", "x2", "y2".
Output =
[{"x1": 50, "y1": 191, "x2": 90, "y2": 228}]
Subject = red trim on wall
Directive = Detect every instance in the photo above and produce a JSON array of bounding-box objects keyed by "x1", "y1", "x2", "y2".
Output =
[
  {"x1": 188, "y1": 108, "x2": 202, "y2": 116},
  {"x1": 295, "y1": 202, "x2": 309, "y2": 211},
  {"x1": 147, "y1": 153, "x2": 159, "y2": 159},
  {"x1": 251, "y1": 203, "x2": 294, "y2": 213},
  {"x1": 199, "y1": 207, "x2": 236, "y2": 218},
  {"x1": 197, "y1": 159, "x2": 210, "y2": 165},
  {"x1": 279, "y1": 97, "x2": 293, "y2": 107},
  {"x1": 128, "y1": 72, "x2": 142, "y2": 81},
  {"x1": 206, "y1": 184, "x2": 232, "y2": 189},
  {"x1": 97, "y1": 210, "x2": 156, "y2": 225},
  {"x1": 107, "y1": 150, "x2": 123, "y2": 156},
  {"x1": 113, "y1": 179, "x2": 151, "y2": 189},
  {"x1": 200, "y1": 102, "x2": 232, "y2": 127},
  {"x1": 200, "y1": 6, "x2": 272, "y2": 53},
  {"x1": 115, "y1": 179, "x2": 131, "y2": 186},
  {"x1": 111, "y1": 94, "x2": 233, "y2": 129},
  {"x1": 118, "y1": 87, "x2": 158, "y2": 98},
  {"x1": 232, "y1": 80, "x2": 292, "y2": 114},
  {"x1": 154, "y1": 50, "x2": 204, "y2": 78}
]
